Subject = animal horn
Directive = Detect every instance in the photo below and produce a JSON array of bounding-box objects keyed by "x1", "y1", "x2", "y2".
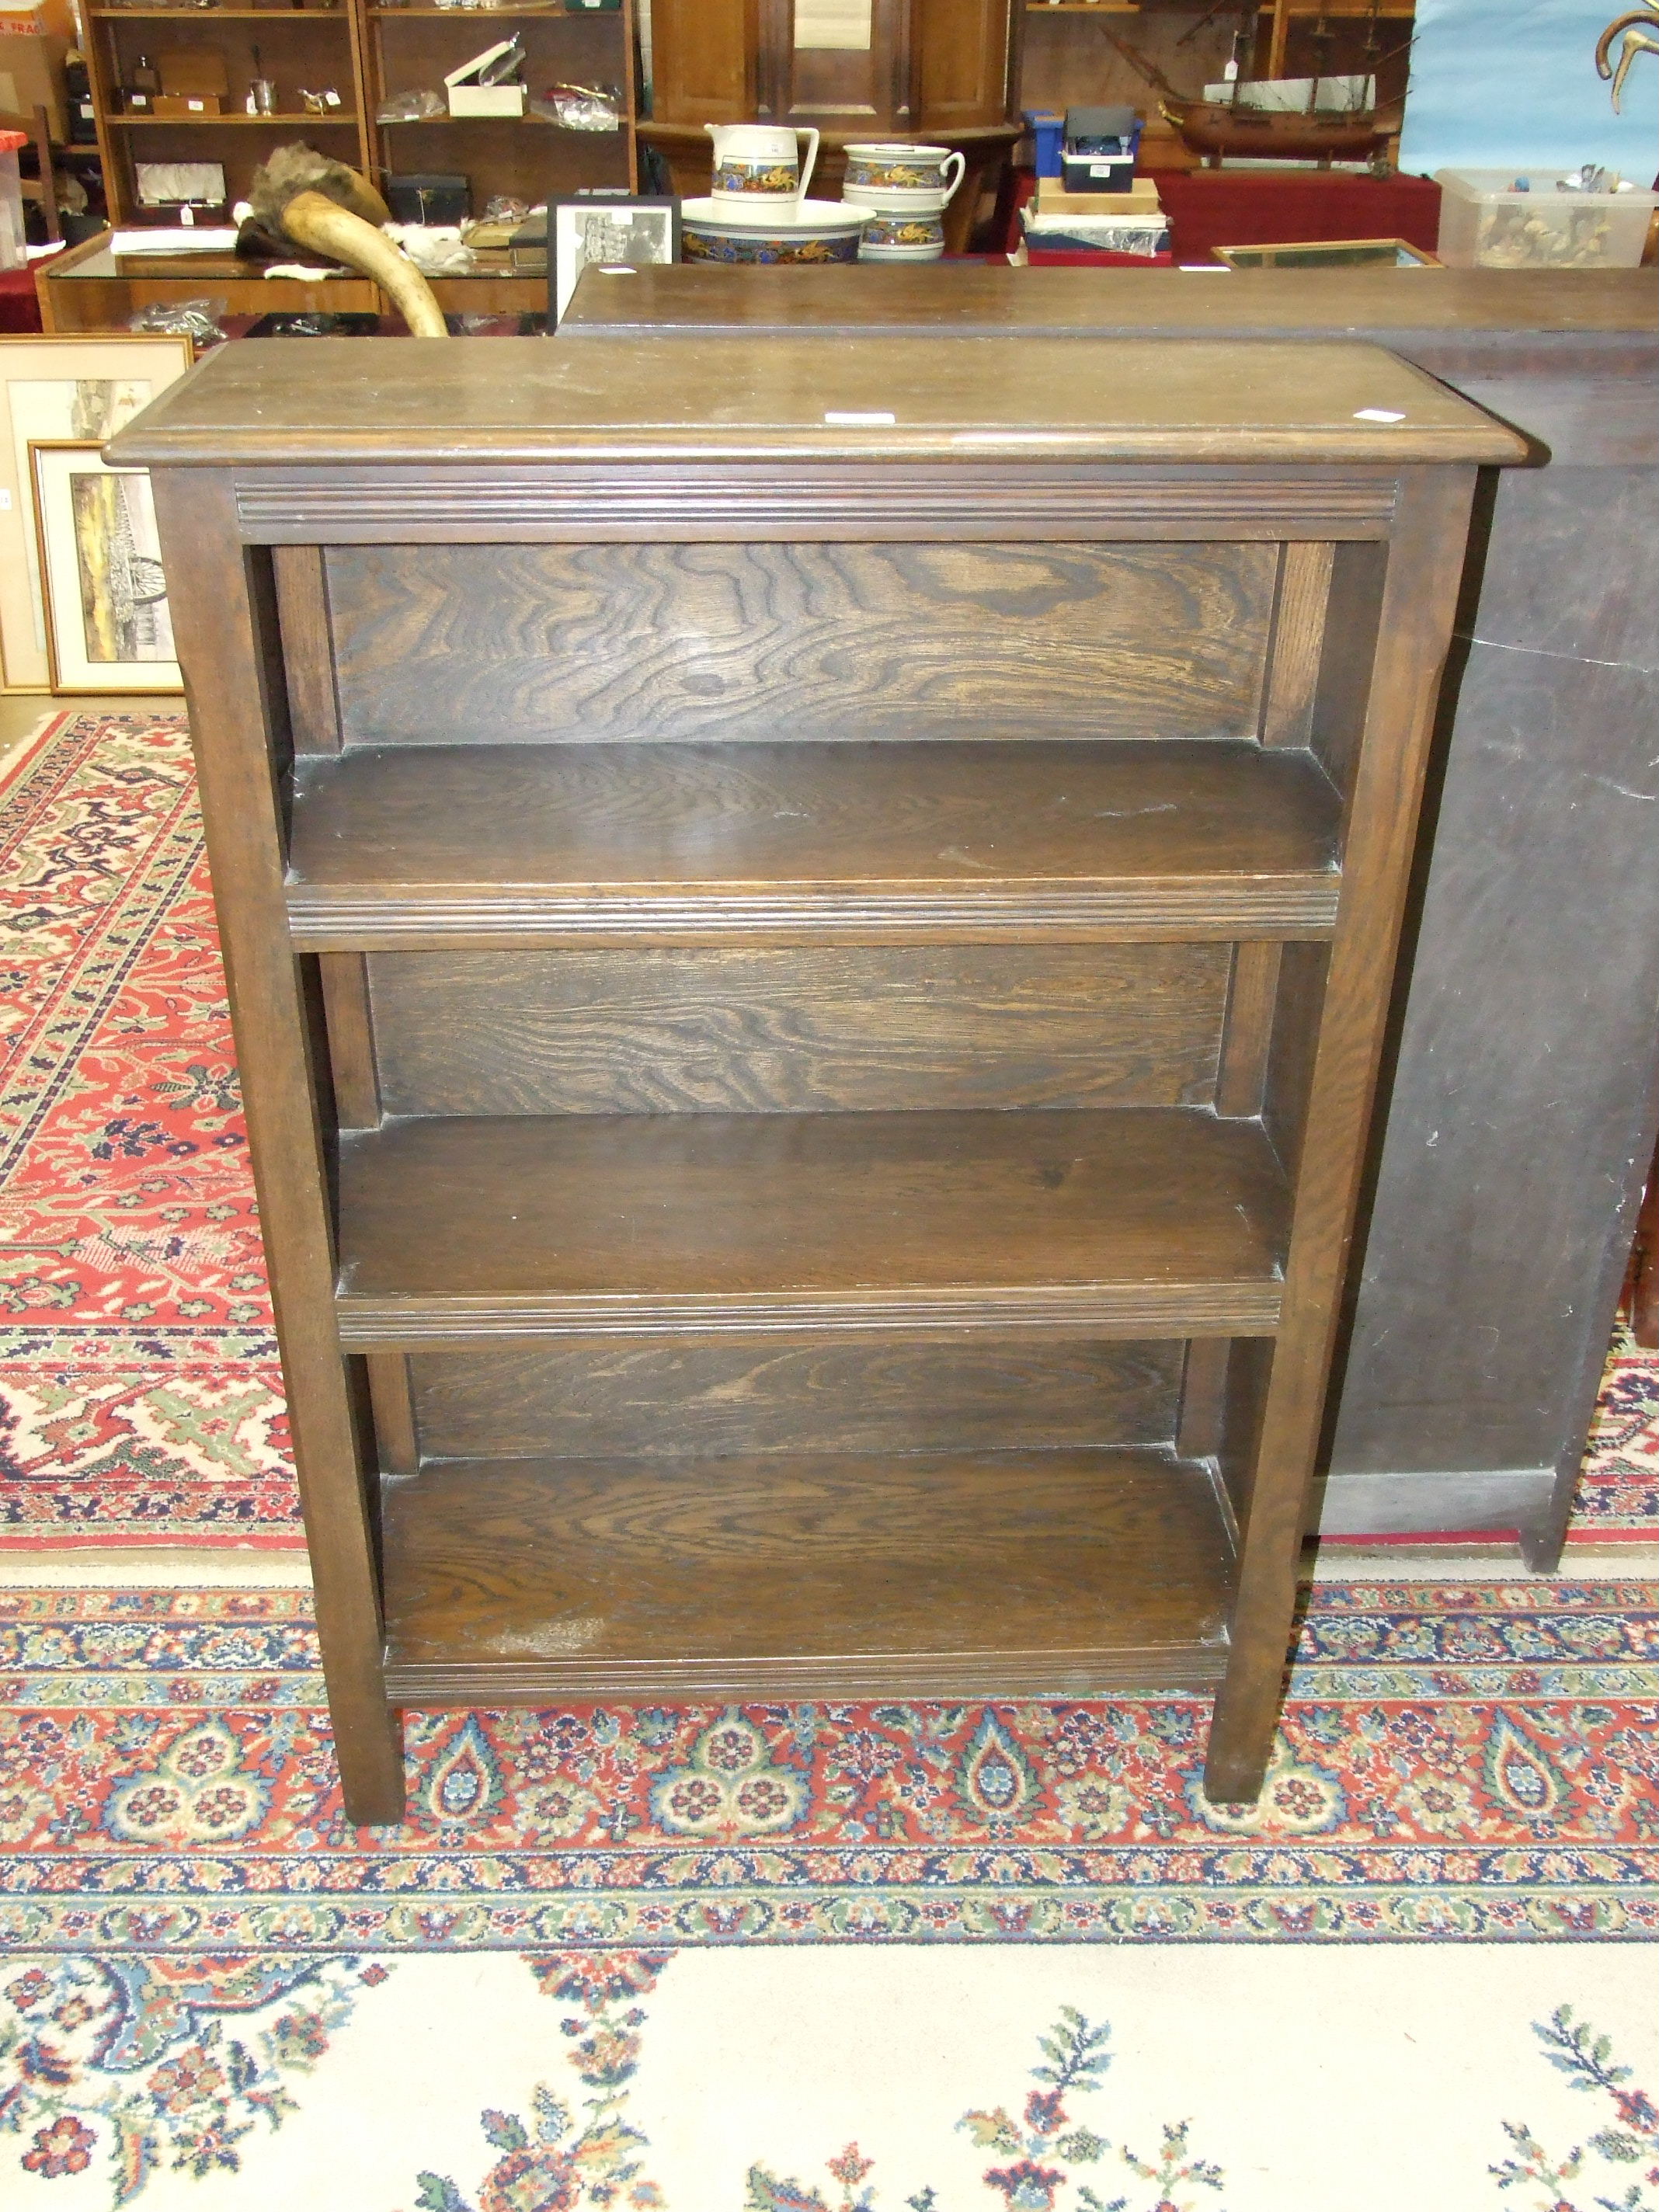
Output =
[
  {"x1": 247, "y1": 144, "x2": 448, "y2": 336},
  {"x1": 280, "y1": 191, "x2": 449, "y2": 336}
]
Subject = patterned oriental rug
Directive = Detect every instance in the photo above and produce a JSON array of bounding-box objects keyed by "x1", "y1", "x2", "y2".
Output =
[
  {"x1": 2, "y1": 713, "x2": 1657, "y2": 2208},
  {"x1": 2, "y1": 709, "x2": 1655, "y2": 1552},
  {"x1": 0, "y1": 1577, "x2": 1654, "y2": 2207}
]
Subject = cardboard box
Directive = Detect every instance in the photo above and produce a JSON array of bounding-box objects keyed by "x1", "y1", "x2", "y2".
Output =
[
  {"x1": 1035, "y1": 175, "x2": 1160, "y2": 216},
  {"x1": 444, "y1": 40, "x2": 525, "y2": 117},
  {"x1": 0, "y1": 6, "x2": 70, "y2": 142}
]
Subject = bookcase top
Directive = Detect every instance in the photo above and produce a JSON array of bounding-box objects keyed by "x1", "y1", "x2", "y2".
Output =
[{"x1": 110, "y1": 334, "x2": 1526, "y2": 469}]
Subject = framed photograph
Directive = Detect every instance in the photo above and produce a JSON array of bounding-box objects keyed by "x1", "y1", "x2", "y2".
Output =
[
  {"x1": 29, "y1": 442, "x2": 182, "y2": 696},
  {"x1": 0, "y1": 336, "x2": 194, "y2": 690},
  {"x1": 549, "y1": 195, "x2": 680, "y2": 326}
]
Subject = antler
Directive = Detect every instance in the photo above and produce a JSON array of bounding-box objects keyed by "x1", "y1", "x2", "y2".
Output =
[{"x1": 1596, "y1": 2, "x2": 1659, "y2": 110}]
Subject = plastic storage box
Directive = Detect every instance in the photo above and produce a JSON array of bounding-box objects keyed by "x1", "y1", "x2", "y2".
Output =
[
  {"x1": 1061, "y1": 104, "x2": 1143, "y2": 193},
  {"x1": 0, "y1": 130, "x2": 25, "y2": 273},
  {"x1": 1435, "y1": 169, "x2": 1658, "y2": 270},
  {"x1": 1023, "y1": 109, "x2": 1064, "y2": 179}
]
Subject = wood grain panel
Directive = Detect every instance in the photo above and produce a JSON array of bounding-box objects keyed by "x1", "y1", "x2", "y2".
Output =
[
  {"x1": 271, "y1": 544, "x2": 340, "y2": 755},
  {"x1": 650, "y1": 0, "x2": 750, "y2": 118},
  {"x1": 1309, "y1": 537, "x2": 1387, "y2": 802},
  {"x1": 325, "y1": 541, "x2": 1277, "y2": 746},
  {"x1": 1175, "y1": 1336, "x2": 1231, "y2": 1460},
  {"x1": 1261, "y1": 541, "x2": 1335, "y2": 748},
  {"x1": 367, "y1": 1353, "x2": 419, "y2": 1478},
  {"x1": 1216, "y1": 941, "x2": 1283, "y2": 1118},
  {"x1": 381, "y1": 1448, "x2": 1235, "y2": 1699},
  {"x1": 367, "y1": 945, "x2": 1229, "y2": 1115},
  {"x1": 318, "y1": 953, "x2": 380, "y2": 1129},
  {"x1": 334, "y1": 1107, "x2": 1292, "y2": 1343},
  {"x1": 412, "y1": 1339, "x2": 1183, "y2": 1461},
  {"x1": 1216, "y1": 1336, "x2": 1274, "y2": 1528},
  {"x1": 918, "y1": 0, "x2": 1012, "y2": 124},
  {"x1": 1262, "y1": 941, "x2": 1330, "y2": 1185}
]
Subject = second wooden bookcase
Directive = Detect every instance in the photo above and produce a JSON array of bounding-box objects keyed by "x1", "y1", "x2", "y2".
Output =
[{"x1": 115, "y1": 332, "x2": 1519, "y2": 1824}]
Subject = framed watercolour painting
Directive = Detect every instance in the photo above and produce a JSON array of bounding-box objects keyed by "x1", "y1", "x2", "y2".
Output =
[
  {"x1": 549, "y1": 196, "x2": 680, "y2": 325},
  {"x1": 29, "y1": 442, "x2": 183, "y2": 695},
  {"x1": 0, "y1": 336, "x2": 193, "y2": 690}
]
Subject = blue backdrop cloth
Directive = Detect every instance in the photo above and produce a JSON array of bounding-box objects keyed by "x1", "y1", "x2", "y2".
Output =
[{"x1": 1398, "y1": 0, "x2": 1659, "y2": 176}]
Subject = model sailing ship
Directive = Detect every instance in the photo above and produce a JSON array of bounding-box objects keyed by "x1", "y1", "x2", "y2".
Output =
[{"x1": 1103, "y1": 3, "x2": 1407, "y2": 167}]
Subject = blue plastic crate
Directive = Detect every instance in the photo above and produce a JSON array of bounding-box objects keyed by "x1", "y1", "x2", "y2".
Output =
[{"x1": 1023, "y1": 109, "x2": 1065, "y2": 179}]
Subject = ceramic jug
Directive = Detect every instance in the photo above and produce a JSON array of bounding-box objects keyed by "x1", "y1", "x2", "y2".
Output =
[{"x1": 706, "y1": 122, "x2": 820, "y2": 206}]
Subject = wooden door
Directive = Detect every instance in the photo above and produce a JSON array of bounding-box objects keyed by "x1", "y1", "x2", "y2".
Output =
[{"x1": 650, "y1": 0, "x2": 757, "y2": 123}]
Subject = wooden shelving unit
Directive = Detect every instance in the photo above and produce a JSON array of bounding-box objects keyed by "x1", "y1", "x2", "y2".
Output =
[
  {"x1": 363, "y1": 0, "x2": 636, "y2": 231},
  {"x1": 113, "y1": 332, "x2": 1519, "y2": 1824},
  {"x1": 83, "y1": 5, "x2": 372, "y2": 226},
  {"x1": 80, "y1": 0, "x2": 635, "y2": 313}
]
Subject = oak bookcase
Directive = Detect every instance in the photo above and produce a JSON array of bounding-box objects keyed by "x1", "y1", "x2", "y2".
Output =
[{"x1": 113, "y1": 334, "x2": 1519, "y2": 1824}]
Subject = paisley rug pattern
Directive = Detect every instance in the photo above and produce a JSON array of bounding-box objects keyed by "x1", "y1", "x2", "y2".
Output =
[{"x1": 2, "y1": 1578, "x2": 1654, "y2": 1954}]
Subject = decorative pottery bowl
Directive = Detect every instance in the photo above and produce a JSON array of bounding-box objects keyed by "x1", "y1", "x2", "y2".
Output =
[
  {"x1": 858, "y1": 210, "x2": 946, "y2": 261},
  {"x1": 681, "y1": 197, "x2": 868, "y2": 265}
]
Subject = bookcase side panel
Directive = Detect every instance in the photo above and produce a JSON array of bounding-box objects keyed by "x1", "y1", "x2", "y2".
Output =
[{"x1": 148, "y1": 475, "x2": 404, "y2": 1825}]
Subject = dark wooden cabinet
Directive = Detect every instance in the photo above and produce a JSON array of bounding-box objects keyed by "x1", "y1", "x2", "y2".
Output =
[
  {"x1": 639, "y1": 0, "x2": 1021, "y2": 247},
  {"x1": 114, "y1": 333, "x2": 1515, "y2": 1824}
]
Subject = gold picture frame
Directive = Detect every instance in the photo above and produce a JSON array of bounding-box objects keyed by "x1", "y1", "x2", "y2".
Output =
[
  {"x1": 29, "y1": 440, "x2": 183, "y2": 696},
  {"x1": 1212, "y1": 238, "x2": 1442, "y2": 270},
  {"x1": 0, "y1": 334, "x2": 193, "y2": 690}
]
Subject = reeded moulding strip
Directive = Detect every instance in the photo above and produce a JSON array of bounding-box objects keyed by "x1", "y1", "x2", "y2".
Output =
[
  {"x1": 235, "y1": 466, "x2": 1400, "y2": 543},
  {"x1": 287, "y1": 882, "x2": 1343, "y2": 949},
  {"x1": 383, "y1": 1645, "x2": 1232, "y2": 1703},
  {"x1": 336, "y1": 1283, "x2": 1286, "y2": 1346}
]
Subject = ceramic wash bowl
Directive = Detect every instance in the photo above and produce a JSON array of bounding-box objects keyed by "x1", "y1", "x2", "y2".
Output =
[{"x1": 680, "y1": 197, "x2": 868, "y2": 265}]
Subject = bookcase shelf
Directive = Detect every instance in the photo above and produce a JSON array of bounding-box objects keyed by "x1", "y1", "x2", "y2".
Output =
[
  {"x1": 106, "y1": 110, "x2": 359, "y2": 124},
  {"x1": 114, "y1": 332, "x2": 1518, "y2": 1823},
  {"x1": 381, "y1": 1447, "x2": 1237, "y2": 1703},
  {"x1": 333, "y1": 1108, "x2": 1292, "y2": 1344},
  {"x1": 284, "y1": 739, "x2": 1344, "y2": 948}
]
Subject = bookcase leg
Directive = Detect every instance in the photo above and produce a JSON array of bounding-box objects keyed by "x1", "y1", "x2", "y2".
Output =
[
  {"x1": 1203, "y1": 1620, "x2": 1291, "y2": 1805},
  {"x1": 333, "y1": 1700, "x2": 408, "y2": 1828}
]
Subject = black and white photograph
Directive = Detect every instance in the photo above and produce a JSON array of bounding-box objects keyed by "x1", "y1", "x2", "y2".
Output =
[{"x1": 549, "y1": 195, "x2": 680, "y2": 324}]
